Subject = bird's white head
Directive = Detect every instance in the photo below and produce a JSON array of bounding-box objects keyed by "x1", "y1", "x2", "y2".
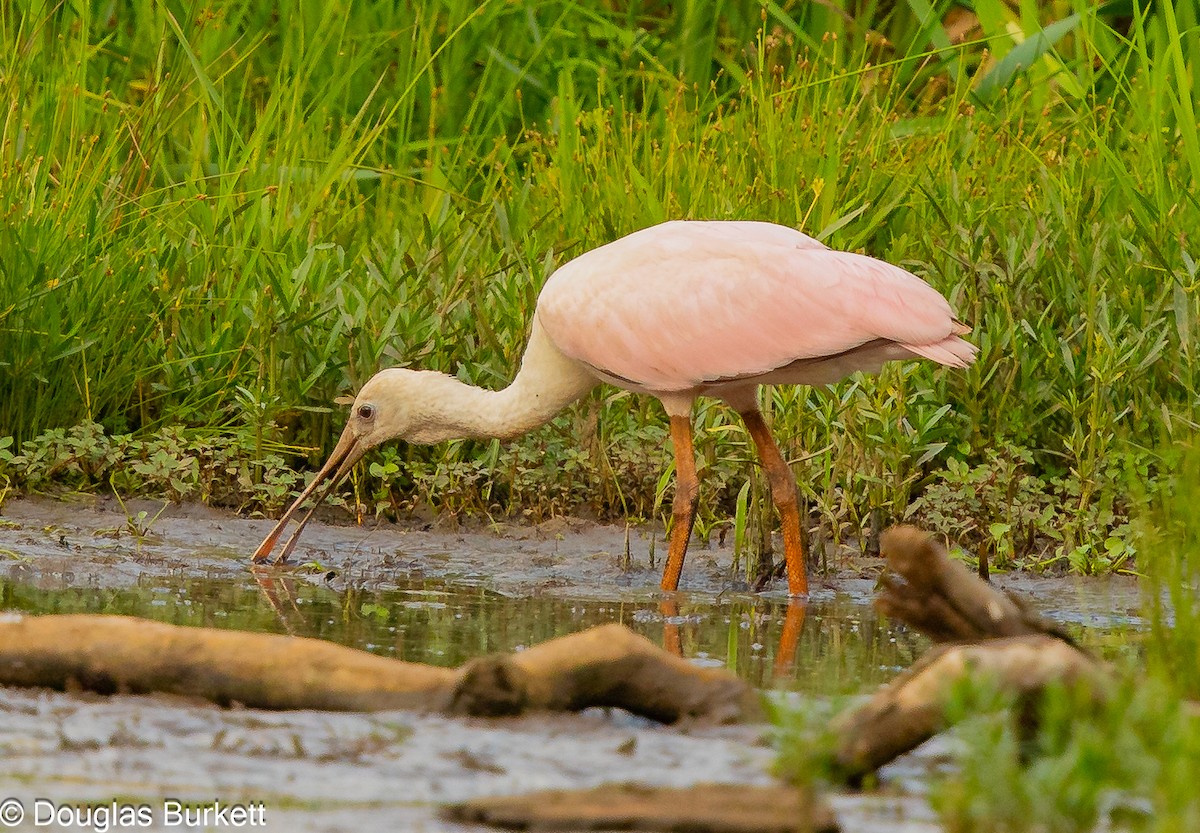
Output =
[
  {"x1": 251, "y1": 367, "x2": 459, "y2": 564},
  {"x1": 344, "y1": 367, "x2": 422, "y2": 450},
  {"x1": 346, "y1": 367, "x2": 473, "y2": 447}
]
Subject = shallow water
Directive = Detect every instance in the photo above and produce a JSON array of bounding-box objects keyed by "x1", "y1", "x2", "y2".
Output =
[
  {"x1": 0, "y1": 496, "x2": 1142, "y2": 832},
  {"x1": 0, "y1": 569, "x2": 922, "y2": 695}
]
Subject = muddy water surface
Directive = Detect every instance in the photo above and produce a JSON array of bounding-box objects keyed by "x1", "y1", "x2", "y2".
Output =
[{"x1": 0, "y1": 496, "x2": 1141, "y2": 832}]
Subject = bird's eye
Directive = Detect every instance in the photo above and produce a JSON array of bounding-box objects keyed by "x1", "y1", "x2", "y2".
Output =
[{"x1": 357, "y1": 404, "x2": 376, "y2": 420}]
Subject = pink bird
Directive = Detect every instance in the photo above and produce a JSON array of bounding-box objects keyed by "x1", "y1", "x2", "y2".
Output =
[{"x1": 252, "y1": 220, "x2": 977, "y2": 595}]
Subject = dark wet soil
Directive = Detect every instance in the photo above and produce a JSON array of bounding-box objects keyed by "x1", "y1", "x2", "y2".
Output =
[{"x1": 0, "y1": 496, "x2": 1142, "y2": 832}]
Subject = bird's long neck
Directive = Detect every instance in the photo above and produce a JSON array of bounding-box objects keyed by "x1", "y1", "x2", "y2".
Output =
[{"x1": 410, "y1": 319, "x2": 597, "y2": 444}]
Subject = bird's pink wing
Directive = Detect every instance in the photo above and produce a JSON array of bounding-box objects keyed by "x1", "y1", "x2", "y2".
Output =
[{"x1": 537, "y1": 221, "x2": 972, "y2": 392}]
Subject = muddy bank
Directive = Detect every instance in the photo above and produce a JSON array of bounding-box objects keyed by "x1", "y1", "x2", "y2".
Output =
[
  {"x1": 0, "y1": 682, "x2": 948, "y2": 832},
  {"x1": 0, "y1": 496, "x2": 1141, "y2": 832},
  {"x1": 0, "y1": 495, "x2": 1141, "y2": 616},
  {"x1": 0, "y1": 685, "x2": 776, "y2": 832},
  {"x1": 1, "y1": 493, "x2": 791, "y2": 599}
]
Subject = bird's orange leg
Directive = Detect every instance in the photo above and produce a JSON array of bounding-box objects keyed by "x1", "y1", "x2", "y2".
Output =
[
  {"x1": 772, "y1": 601, "x2": 808, "y2": 679},
  {"x1": 740, "y1": 408, "x2": 809, "y2": 597},
  {"x1": 661, "y1": 414, "x2": 700, "y2": 592},
  {"x1": 659, "y1": 598, "x2": 684, "y2": 657}
]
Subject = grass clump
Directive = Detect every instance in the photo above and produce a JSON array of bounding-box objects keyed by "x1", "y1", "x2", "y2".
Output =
[
  {"x1": 0, "y1": 1, "x2": 1197, "y2": 572},
  {"x1": 933, "y1": 677, "x2": 1200, "y2": 833},
  {"x1": 770, "y1": 444, "x2": 1200, "y2": 831}
]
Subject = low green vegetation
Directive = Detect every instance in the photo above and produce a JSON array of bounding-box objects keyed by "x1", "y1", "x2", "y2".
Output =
[
  {"x1": 931, "y1": 678, "x2": 1200, "y2": 833},
  {"x1": 1, "y1": 1, "x2": 1197, "y2": 574}
]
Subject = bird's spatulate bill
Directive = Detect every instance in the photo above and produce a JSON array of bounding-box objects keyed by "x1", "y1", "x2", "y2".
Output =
[{"x1": 251, "y1": 424, "x2": 367, "y2": 564}]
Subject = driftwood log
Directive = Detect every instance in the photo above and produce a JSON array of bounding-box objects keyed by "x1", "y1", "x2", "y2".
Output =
[
  {"x1": 831, "y1": 525, "x2": 1107, "y2": 783},
  {"x1": 445, "y1": 783, "x2": 838, "y2": 833},
  {"x1": 873, "y1": 525, "x2": 1076, "y2": 643},
  {"x1": 0, "y1": 615, "x2": 760, "y2": 724}
]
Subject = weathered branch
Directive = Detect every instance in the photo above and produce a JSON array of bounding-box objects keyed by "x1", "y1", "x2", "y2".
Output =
[
  {"x1": 0, "y1": 613, "x2": 458, "y2": 711},
  {"x1": 452, "y1": 622, "x2": 761, "y2": 723},
  {"x1": 831, "y1": 635, "x2": 1107, "y2": 782},
  {"x1": 829, "y1": 526, "x2": 1105, "y2": 783},
  {"x1": 0, "y1": 614, "x2": 758, "y2": 724},
  {"x1": 874, "y1": 525, "x2": 1074, "y2": 643}
]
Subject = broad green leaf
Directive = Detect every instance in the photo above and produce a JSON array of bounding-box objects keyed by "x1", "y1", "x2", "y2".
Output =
[{"x1": 974, "y1": 13, "x2": 1083, "y2": 103}]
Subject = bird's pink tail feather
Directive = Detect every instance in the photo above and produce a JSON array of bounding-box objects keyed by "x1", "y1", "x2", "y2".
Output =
[{"x1": 903, "y1": 336, "x2": 978, "y2": 369}]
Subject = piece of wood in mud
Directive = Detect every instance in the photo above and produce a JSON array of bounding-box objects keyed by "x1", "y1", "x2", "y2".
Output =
[
  {"x1": 452, "y1": 620, "x2": 762, "y2": 724},
  {"x1": 443, "y1": 783, "x2": 838, "y2": 833},
  {"x1": 826, "y1": 527, "x2": 1110, "y2": 781},
  {"x1": 877, "y1": 525, "x2": 1073, "y2": 643},
  {"x1": 831, "y1": 635, "x2": 1107, "y2": 782},
  {"x1": 0, "y1": 614, "x2": 758, "y2": 724},
  {"x1": 0, "y1": 612, "x2": 458, "y2": 711}
]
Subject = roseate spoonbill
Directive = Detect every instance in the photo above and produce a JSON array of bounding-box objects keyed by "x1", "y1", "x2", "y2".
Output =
[{"x1": 252, "y1": 220, "x2": 977, "y2": 596}]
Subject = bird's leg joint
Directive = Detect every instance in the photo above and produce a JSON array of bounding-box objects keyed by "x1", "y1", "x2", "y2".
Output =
[
  {"x1": 672, "y1": 476, "x2": 700, "y2": 515},
  {"x1": 762, "y1": 463, "x2": 798, "y2": 505}
]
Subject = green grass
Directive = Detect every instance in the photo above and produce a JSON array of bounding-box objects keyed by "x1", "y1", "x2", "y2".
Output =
[
  {"x1": 0, "y1": 1, "x2": 1197, "y2": 574},
  {"x1": 929, "y1": 675, "x2": 1200, "y2": 833}
]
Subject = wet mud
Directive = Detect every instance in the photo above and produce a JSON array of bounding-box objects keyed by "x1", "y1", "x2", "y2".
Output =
[{"x1": 0, "y1": 496, "x2": 1141, "y2": 832}]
